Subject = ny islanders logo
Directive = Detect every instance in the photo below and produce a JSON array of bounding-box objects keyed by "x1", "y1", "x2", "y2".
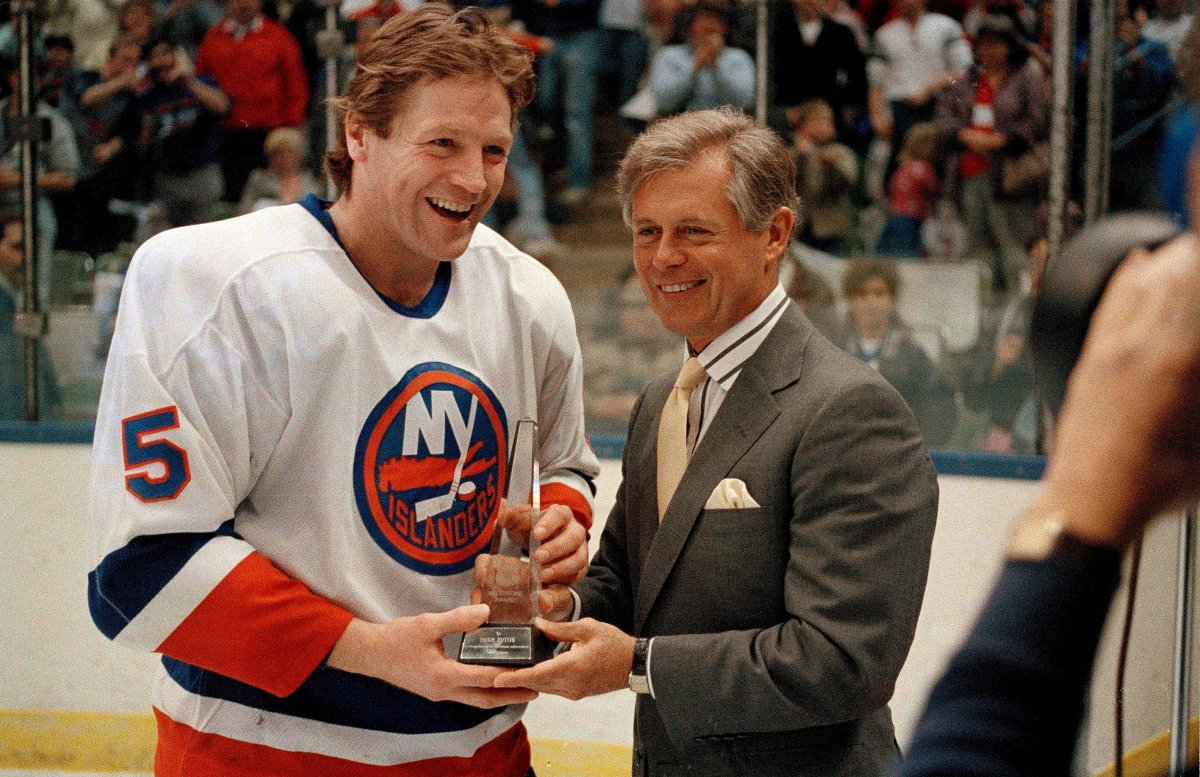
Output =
[{"x1": 354, "y1": 363, "x2": 507, "y2": 575}]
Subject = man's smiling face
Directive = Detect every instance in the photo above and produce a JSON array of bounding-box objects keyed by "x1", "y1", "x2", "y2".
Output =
[
  {"x1": 345, "y1": 74, "x2": 513, "y2": 272},
  {"x1": 630, "y1": 148, "x2": 783, "y2": 352}
]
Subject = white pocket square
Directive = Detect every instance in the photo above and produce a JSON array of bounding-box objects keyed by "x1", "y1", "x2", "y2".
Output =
[{"x1": 705, "y1": 478, "x2": 761, "y2": 509}]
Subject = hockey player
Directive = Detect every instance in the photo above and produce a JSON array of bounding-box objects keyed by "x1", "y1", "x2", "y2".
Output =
[{"x1": 85, "y1": 5, "x2": 599, "y2": 775}]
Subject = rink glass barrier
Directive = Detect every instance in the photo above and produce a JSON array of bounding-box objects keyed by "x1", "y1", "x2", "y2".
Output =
[{"x1": 3, "y1": 250, "x2": 1045, "y2": 481}]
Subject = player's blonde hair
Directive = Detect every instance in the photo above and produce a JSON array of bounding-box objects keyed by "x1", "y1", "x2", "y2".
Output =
[{"x1": 325, "y1": 3, "x2": 536, "y2": 196}]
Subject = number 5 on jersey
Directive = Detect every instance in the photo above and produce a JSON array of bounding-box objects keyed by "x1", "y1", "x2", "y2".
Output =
[{"x1": 122, "y1": 406, "x2": 191, "y2": 502}]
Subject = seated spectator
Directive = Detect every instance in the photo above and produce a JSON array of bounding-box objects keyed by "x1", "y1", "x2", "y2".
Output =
[
  {"x1": 962, "y1": 234, "x2": 1045, "y2": 453},
  {"x1": 935, "y1": 12, "x2": 1049, "y2": 299},
  {"x1": 57, "y1": 34, "x2": 142, "y2": 256},
  {"x1": 0, "y1": 58, "x2": 80, "y2": 305},
  {"x1": 789, "y1": 99, "x2": 860, "y2": 255},
  {"x1": 238, "y1": 127, "x2": 319, "y2": 213},
  {"x1": 875, "y1": 121, "x2": 939, "y2": 258},
  {"x1": 135, "y1": 36, "x2": 230, "y2": 227},
  {"x1": 648, "y1": 0, "x2": 755, "y2": 115},
  {"x1": 119, "y1": 0, "x2": 173, "y2": 56},
  {"x1": 582, "y1": 269, "x2": 681, "y2": 437},
  {"x1": 835, "y1": 257, "x2": 958, "y2": 446},
  {"x1": 0, "y1": 214, "x2": 61, "y2": 420}
]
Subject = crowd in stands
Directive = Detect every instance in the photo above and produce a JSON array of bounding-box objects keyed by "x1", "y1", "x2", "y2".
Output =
[{"x1": 1, "y1": 0, "x2": 1195, "y2": 457}]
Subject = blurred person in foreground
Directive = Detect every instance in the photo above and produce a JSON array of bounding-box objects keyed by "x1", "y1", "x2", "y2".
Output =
[
  {"x1": 85, "y1": 6, "x2": 598, "y2": 775},
  {"x1": 898, "y1": 201, "x2": 1200, "y2": 776},
  {"x1": 495, "y1": 106, "x2": 939, "y2": 776},
  {"x1": 898, "y1": 33, "x2": 1200, "y2": 766}
]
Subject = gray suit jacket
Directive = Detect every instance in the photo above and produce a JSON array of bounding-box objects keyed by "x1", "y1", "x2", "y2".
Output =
[{"x1": 575, "y1": 302, "x2": 939, "y2": 776}]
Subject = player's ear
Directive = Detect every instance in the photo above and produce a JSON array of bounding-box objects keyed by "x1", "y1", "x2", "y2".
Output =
[{"x1": 345, "y1": 110, "x2": 368, "y2": 163}]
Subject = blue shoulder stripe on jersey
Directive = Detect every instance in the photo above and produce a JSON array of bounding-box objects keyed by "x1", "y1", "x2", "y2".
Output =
[
  {"x1": 162, "y1": 656, "x2": 508, "y2": 735},
  {"x1": 298, "y1": 193, "x2": 453, "y2": 320},
  {"x1": 87, "y1": 519, "x2": 241, "y2": 640}
]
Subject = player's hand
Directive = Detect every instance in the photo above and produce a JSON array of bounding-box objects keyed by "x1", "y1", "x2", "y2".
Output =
[
  {"x1": 1043, "y1": 232, "x2": 1200, "y2": 548},
  {"x1": 326, "y1": 605, "x2": 538, "y2": 708},
  {"x1": 498, "y1": 501, "x2": 587, "y2": 585},
  {"x1": 492, "y1": 618, "x2": 635, "y2": 700}
]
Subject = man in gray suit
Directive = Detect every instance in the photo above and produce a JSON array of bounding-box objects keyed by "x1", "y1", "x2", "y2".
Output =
[{"x1": 495, "y1": 107, "x2": 938, "y2": 775}]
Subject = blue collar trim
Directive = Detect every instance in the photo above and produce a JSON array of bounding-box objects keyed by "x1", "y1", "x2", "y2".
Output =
[{"x1": 299, "y1": 193, "x2": 452, "y2": 319}]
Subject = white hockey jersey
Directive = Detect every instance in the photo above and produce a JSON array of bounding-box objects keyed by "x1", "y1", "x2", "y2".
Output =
[{"x1": 86, "y1": 196, "x2": 599, "y2": 775}]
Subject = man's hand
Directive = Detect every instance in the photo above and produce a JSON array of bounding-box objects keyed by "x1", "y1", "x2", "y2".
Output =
[
  {"x1": 492, "y1": 618, "x2": 636, "y2": 700},
  {"x1": 1041, "y1": 232, "x2": 1200, "y2": 548},
  {"x1": 326, "y1": 605, "x2": 539, "y2": 708}
]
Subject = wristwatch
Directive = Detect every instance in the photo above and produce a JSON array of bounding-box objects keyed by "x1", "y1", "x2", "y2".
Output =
[
  {"x1": 628, "y1": 637, "x2": 651, "y2": 695},
  {"x1": 1007, "y1": 510, "x2": 1121, "y2": 563}
]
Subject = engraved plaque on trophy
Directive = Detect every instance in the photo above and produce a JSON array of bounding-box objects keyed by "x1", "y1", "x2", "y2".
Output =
[{"x1": 458, "y1": 419, "x2": 555, "y2": 666}]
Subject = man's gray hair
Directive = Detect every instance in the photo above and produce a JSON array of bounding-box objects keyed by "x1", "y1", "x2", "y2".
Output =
[{"x1": 617, "y1": 107, "x2": 799, "y2": 232}]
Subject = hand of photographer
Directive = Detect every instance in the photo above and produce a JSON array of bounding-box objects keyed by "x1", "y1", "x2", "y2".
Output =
[{"x1": 1036, "y1": 233, "x2": 1200, "y2": 550}]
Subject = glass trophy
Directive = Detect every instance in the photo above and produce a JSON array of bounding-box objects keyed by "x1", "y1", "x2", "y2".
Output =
[{"x1": 458, "y1": 419, "x2": 556, "y2": 666}]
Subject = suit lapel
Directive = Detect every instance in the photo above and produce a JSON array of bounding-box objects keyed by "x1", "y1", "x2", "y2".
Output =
[{"x1": 633, "y1": 304, "x2": 811, "y2": 630}]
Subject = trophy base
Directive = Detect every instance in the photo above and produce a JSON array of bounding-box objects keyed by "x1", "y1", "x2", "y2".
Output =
[{"x1": 457, "y1": 623, "x2": 556, "y2": 667}]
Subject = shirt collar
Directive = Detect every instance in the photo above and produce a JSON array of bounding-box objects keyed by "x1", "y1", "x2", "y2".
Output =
[
  {"x1": 224, "y1": 15, "x2": 264, "y2": 38},
  {"x1": 694, "y1": 284, "x2": 790, "y2": 390}
]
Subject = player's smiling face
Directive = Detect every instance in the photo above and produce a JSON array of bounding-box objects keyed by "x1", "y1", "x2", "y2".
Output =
[
  {"x1": 631, "y1": 149, "x2": 786, "y2": 352},
  {"x1": 347, "y1": 75, "x2": 513, "y2": 270}
]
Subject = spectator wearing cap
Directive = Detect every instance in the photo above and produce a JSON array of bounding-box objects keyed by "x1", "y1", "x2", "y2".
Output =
[
  {"x1": 195, "y1": 0, "x2": 308, "y2": 203},
  {"x1": 647, "y1": 0, "x2": 755, "y2": 115},
  {"x1": 934, "y1": 12, "x2": 1049, "y2": 299}
]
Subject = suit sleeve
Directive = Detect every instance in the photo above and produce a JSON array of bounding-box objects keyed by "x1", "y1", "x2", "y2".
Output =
[
  {"x1": 648, "y1": 377, "x2": 938, "y2": 743},
  {"x1": 85, "y1": 239, "x2": 352, "y2": 698}
]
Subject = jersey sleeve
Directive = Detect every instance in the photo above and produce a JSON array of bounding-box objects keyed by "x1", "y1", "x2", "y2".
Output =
[{"x1": 86, "y1": 238, "x2": 353, "y2": 698}]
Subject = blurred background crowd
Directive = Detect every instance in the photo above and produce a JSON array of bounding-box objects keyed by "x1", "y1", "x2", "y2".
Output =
[{"x1": 2, "y1": 0, "x2": 1194, "y2": 457}]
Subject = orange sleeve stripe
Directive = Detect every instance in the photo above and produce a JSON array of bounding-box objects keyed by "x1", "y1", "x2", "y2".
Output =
[
  {"x1": 153, "y1": 709, "x2": 531, "y2": 777},
  {"x1": 156, "y1": 551, "x2": 354, "y2": 697},
  {"x1": 541, "y1": 482, "x2": 593, "y2": 531}
]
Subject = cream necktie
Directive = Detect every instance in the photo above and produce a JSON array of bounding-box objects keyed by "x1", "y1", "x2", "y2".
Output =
[{"x1": 657, "y1": 357, "x2": 707, "y2": 520}]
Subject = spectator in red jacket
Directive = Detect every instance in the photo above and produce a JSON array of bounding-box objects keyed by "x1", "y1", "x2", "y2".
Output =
[{"x1": 195, "y1": 0, "x2": 308, "y2": 203}]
